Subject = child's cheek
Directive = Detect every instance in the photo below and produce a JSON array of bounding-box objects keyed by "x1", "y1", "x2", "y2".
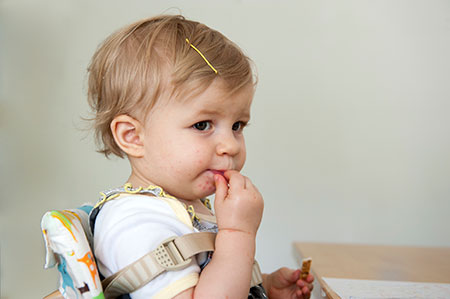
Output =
[{"x1": 197, "y1": 180, "x2": 215, "y2": 192}]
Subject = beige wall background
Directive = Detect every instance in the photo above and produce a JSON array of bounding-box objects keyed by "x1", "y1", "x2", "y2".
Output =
[{"x1": 1, "y1": 0, "x2": 450, "y2": 297}]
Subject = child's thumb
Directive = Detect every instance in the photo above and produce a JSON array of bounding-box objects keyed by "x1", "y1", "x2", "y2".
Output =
[
  {"x1": 214, "y1": 174, "x2": 228, "y2": 203},
  {"x1": 281, "y1": 267, "x2": 300, "y2": 283}
]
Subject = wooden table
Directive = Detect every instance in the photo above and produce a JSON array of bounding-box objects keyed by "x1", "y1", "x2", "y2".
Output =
[{"x1": 294, "y1": 242, "x2": 450, "y2": 299}]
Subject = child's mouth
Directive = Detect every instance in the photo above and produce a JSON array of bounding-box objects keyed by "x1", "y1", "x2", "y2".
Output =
[{"x1": 210, "y1": 170, "x2": 225, "y2": 177}]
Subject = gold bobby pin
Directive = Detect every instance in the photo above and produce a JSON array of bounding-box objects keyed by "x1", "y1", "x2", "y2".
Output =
[{"x1": 185, "y1": 38, "x2": 218, "y2": 74}]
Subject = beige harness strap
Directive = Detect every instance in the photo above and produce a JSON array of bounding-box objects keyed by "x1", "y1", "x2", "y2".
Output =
[
  {"x1": 102, "y1": 232, "x2": 216, "y2": 297},
  {"x1": 102, "y1": 231, "x2": 263, "y2": 297}
]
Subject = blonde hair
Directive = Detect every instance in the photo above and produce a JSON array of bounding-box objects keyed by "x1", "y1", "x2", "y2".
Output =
[{"x1": 87, "y1": 15, "x2": 255, "y2": 158}]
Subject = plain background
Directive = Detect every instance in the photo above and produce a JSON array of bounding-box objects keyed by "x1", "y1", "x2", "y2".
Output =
[{"x1": 1, "y1": 0, "x2": 450, "y2": 298}]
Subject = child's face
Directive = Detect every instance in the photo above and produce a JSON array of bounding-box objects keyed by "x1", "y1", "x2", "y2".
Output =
[{"x1": 138, "y1": 79, "x2": 254, "y2": 201}]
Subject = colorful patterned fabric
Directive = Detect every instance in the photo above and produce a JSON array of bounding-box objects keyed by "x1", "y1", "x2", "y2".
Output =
[{"x1": 41, "y1": 206, "x2": 104, "y2": 299}]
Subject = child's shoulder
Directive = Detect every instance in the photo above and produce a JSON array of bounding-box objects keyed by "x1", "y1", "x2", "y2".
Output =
[{"x1": 97, "y1": 193, "x2": 193, "y2": 228}]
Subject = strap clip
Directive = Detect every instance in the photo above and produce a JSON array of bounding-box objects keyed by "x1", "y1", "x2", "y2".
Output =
[{"x1": 154, "y1": 236, "x2": 192, "y2": 270}]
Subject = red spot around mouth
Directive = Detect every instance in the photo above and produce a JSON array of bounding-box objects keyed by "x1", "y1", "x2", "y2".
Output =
[{"x1": 199, "y1": 181, "x2": 215, "y2": 192}]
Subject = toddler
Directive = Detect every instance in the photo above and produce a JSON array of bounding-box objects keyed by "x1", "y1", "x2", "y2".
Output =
[{"x1": 87, "y1": 15, "x2": 314, "y2": 298}]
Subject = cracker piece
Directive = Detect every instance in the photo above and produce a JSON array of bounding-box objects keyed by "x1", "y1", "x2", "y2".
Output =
[{"x1": 300, "y1": 257, "x2": 312, "y2": 280}]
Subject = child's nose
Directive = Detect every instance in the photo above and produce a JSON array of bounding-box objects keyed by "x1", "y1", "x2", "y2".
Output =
[{"x1": 216, "y1": 131, "x2": 240, "y2": 156}]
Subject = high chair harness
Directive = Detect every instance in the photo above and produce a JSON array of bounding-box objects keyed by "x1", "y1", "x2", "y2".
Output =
[
  {"x1": 100, "y1": 232, "x2": 263, "y2": 297},
  {"x1": 89, "y1": 185, "x2": 265, "y2": 298}
]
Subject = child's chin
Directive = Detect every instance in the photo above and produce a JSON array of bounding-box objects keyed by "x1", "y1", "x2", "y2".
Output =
[
  {"x1": 201, "y1": 187, "x2": 216, "y2": 197},
  {"x1": 194, "y1": 173, "x2": 219, "y2": 196},
  {"x1": 196, "y1": 183, "x2": 216, "y2": 198}
]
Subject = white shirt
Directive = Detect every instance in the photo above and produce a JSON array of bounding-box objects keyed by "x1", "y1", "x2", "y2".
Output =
[{"x1": 94, "y1": 194, "x2": 201, "y2": 298}]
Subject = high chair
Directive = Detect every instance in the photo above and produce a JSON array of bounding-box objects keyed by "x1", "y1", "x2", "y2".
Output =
[{"x1": 41, "y1": 205, "x2": 263, "y2": 298}]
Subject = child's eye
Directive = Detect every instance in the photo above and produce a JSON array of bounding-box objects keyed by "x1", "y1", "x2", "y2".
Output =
[
  {"x1": 193, "y1": 121, "x2": 212, "y2": 131},
  {"x1": 232, "y1": 121, "x2": 246, "y2": 131}
]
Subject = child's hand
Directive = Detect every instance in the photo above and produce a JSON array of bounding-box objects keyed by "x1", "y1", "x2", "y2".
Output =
[
  {"x1": 263, "y1": 267, "x2": 314, "y2": 299},
  {"x1": 214, "y1": 170, "x2": 264, "y2": 235}
]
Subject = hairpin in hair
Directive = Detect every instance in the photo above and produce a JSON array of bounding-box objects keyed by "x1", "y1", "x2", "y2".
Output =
[{"x1": 185, "y1": 38, "x2": 218, "y2": 74}]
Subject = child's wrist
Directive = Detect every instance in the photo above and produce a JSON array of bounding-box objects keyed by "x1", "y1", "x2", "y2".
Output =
[
  {"x1": 215, "y1": 228, "x2": 256, "y2": 257},
  {"x1": 218, "y1": 227, "x2": 257, "y2": 237}
]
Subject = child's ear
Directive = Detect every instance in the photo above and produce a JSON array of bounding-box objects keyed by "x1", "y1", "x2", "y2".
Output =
[{"x1": 110, "y1": 115, "x2": 145, "y2": 158}]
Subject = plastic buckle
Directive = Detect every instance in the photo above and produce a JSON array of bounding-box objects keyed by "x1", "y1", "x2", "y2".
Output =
[{"x1": 154, "y1": 236, "x2": 192, "y2": 270}]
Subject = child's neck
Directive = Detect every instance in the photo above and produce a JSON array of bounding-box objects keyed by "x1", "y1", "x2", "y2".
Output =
[
  {"x1": 126, "y1": 172, "x2": 152, "y2": 190},
  {"x1": 126, "y1": 172, "x2": 212, "y2": 214}
]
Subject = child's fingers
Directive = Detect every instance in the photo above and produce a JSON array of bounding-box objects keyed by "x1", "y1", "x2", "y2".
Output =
[
  {"x1": 295, "y1": 284, "x2": 312, "y2": 299},
  {"x1": 297, "y1": 279, "x2": 314, "y2": 292},
  {"x1": 223, "y1": 169, "x2": 236, "y2": 181},
  {"x1": 224, "y1": 170, "x2": 246, "y2": 190},
  {"x1": 299, "y1": 285, "x2": 311, "y2": 299},
  {"x1": 244, "y1": 176, "x2": 260, "y2": 192},
  {"x1": 305, "y1": 273, "x2": 314, "y2": 283},
  {"x1": 301, "y1": 285, "x2": 311, "y2": 296},
  {"x1": 291, "y1": 269, "x2": 301, "y2": 282},
  {"x1": 214, "y1": 174, "x2": 228, "y2": 201},
  {"x1": 295, "y1": 288, "x2": 310, "y2": 299}
]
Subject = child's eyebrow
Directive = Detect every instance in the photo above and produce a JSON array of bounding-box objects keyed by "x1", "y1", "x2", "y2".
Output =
[
  {"x1": 194, "y1": 108, "x2": 221, "y2": 116},
  {"x1": 194, "y1": 108, "x2": 250, "y2": 120}
]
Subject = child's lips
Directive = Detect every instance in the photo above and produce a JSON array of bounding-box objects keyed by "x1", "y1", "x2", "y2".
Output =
[
  {"x1": 210, "y1": 169, "x2": 226, "y2": 176},
  {"x1": 210, "y1": 169, "x2": 231, "y2": 183}
]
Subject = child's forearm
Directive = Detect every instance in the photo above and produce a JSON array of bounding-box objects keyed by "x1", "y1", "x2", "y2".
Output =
[{"x1": 193, "y1": 229, "x2": 256, "y2": 298}]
